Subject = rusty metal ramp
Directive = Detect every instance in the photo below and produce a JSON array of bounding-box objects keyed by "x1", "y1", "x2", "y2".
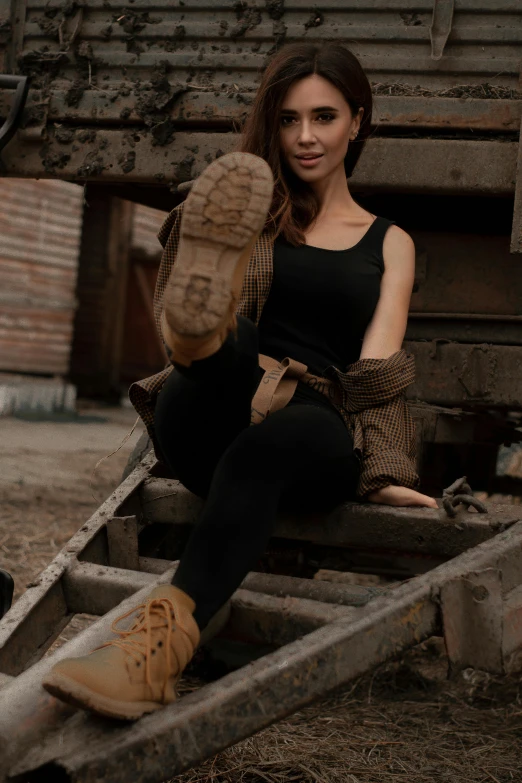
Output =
[{"x1": 0, "y1": 457, "x2": 521, "y2": 783}]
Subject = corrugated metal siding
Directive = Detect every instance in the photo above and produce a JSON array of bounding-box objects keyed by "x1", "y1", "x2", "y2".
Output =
[
  {"x1": 0, "y1": 179, "x2": 83, "y2": 375},
  {"x1": 15, "y1": 0, "x2": 522, "y2": 94},
  {"x1": 131, "y1": 204, "x2": 164, "y2": 259}
]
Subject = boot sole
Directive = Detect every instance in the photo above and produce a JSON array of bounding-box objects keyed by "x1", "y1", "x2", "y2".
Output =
[
  {"x1": 163, "y1": 152, "x2": 273, "y2": 342},
  {"x1": 42, "y1": 670, "x2": 164, "y2": 721}
]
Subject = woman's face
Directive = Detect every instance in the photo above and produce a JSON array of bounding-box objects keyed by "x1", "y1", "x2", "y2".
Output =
[{"x1": 279, "y1": 74, "x2": 362, "y2": 184}]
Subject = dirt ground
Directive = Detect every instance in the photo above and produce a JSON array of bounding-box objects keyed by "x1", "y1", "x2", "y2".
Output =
[
  {"x1": 2, "y1": 408, "x2": 522, "y2": 783},
  {"x1": 0, "y1": 403, "x2": 145, "y2": 602}
]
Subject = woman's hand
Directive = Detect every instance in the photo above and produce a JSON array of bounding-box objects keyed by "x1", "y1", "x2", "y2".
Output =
[{"x1": 367, "y1": 485, "x2": 438, "y2": 508}]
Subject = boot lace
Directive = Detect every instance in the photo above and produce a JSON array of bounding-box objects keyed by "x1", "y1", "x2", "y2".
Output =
[{"x1": 96, "y1": 597, "x2": 191, "y2": 699}]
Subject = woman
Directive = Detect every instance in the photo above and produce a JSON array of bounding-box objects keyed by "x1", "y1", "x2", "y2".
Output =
[{"x1": 43, "y1": 43, "x2": 437, "y2": 719}]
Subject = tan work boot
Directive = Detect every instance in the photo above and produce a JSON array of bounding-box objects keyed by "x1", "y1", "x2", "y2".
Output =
[
  {"x1": 42, "y1": 585, "x2": 199, "y2": 720},
  {"x1": 162, "y1": 151, "x2": 274, "y2": 366}
]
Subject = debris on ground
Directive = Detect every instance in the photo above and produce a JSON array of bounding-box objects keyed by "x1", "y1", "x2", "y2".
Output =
[
  {"x1": 2, "y1": 408, "x2": 522, "y2": 782},
  {"x1": 172, "y1": 642, "x2": 522, "y2": 783}
]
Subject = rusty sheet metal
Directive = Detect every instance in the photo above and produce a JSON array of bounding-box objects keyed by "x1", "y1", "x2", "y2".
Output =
[
  {"x1": 138, "y1": 477, "x2": 520, "y2": 560},
  {"x1": 0, "y1": 0, "x2": 520, "y2": 187},
  {"x1": 8, "y1": 520, "x2": 522, "y2": 783},
  {"x1": 1, "y1": 89, "x2": 520, "y2": 132},
  {"x1": 0, "y1": 178, "x2": 83, "y2": 375},
  {"x1": 0, "y1": 130, "x2": 518, "y2": 194},
  {"x1": 6, "y1": 0, "x2": 521, "y2": 94},
  {"x1": 375, "y1": 95, "x2": 521, "y2": 132},
  {"x1": 405, "y1": 342, "x2": 522, "y2": 409},
  {"x1": 410, "y1": 231, "x2": 522, "y2": 319}
]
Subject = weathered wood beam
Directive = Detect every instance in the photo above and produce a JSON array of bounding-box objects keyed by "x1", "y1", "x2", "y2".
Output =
[
  {"x1": 11, "y1": 521, "x2": 522, "y2": 783},
  {"x1": 63, "y1": 560, "x2": 382, "y2": 616},
  {"x1": 139, "y1": 477, "x2": 520, "y2": 559},
  {"x1": 2, "y1": 90, "x2": 520, "y2": 132},
  {"x1": 0, "y1": 132, "x2": 517, "y2": 195}
]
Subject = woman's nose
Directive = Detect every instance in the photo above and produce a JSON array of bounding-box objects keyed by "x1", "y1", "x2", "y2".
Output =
[{"x1": 297, "y1": 120, "x2": 316, "y2": 144}]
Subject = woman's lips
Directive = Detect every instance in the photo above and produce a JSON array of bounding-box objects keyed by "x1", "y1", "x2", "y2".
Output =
[{"x1": 295, "y1": 154, "x2": 323, "y2": 168}]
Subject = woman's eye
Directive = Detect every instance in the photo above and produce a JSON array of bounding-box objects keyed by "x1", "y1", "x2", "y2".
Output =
[
  {"x1": 280, "y1": 116, "x2": 295, "y2": 126},
  {"x1": 317, "y1": 113, "x2": 334, "y2": 122}
]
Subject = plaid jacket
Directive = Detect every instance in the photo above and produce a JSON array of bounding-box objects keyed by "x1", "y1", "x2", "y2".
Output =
[{"x1": 129, "y1": 203, "x2": 420, "y2": 498}]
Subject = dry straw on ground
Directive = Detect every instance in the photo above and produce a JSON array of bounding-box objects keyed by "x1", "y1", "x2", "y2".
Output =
[
  {"x1": 371, "y1": 82, "x2": 521, "y2": 100},
  {"x1": 172, "y1": 645, "x2": 522, "y2": 783},
  {"x1": 3, "y1": 415, "x2": 522, "y2": 783}
]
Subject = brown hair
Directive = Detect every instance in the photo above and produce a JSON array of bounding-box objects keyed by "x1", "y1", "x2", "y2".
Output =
[{"x1": 240, "y1": 43, "x2": 373, "y2": 246}]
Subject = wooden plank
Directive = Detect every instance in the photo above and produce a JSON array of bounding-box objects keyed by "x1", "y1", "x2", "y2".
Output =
[
  {"x1": 0, "y1": 132, "x2": 517, "y2": 195},
  {"x1": 140, "y1": 477, "x2": 520, "y2": 559},
  {"x1": 441, "y1": 567, "x2": 504, "y2": 673},
  {"x1": 106, "y1": 516, "x2": 140, "y2": 571},
  {"x1": 405, "y1": 342, "x2": 522, "y2": 408},
  {"x1": 69, "y1": 188, "x2": 134, "y2": 398},
  {"x1": 12, "y1": 521, "x2": 522, "y2": 783},
  {"x1": 63, "y1": 560, "x2": 382, "y2": 615}
]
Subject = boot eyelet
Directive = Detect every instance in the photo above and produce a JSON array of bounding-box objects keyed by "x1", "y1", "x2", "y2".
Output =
[
  {"x1": 158, "y1": 641, "x2": 163, "y2": 648},
  {"x1": 151, "y1": 649, "x2": 156, "y2": 655},
  {"x1": 136, "y1": 662, "x2": 141, "y2": 667}
]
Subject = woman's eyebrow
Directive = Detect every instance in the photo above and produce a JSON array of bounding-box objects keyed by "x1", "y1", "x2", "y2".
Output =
[{"x1": 280, "y1": 105, "x2": 339, "y2": 115}]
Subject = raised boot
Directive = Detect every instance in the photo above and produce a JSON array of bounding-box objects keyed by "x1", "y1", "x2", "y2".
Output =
[
  {"x1": 161, "y1": 151, "x2": 273, "y2": 366},
  {"x1": 42, "y1": 585, "x2": 199, "y2": 720}
]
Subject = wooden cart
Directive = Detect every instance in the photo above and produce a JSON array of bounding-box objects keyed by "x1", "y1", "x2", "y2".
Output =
[{"x1": 0, "y1": 456, "x2": 521, "y2": 782}]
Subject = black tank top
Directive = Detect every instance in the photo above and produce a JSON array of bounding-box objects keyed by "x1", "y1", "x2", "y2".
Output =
[{"x1": 257, "y1": 216, "x2": 393, "y2": 406}]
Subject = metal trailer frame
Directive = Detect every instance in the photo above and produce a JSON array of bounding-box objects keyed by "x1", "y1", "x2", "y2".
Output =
[{"x1": 0, "y1": 455, "x2": 522, "y2": 782}]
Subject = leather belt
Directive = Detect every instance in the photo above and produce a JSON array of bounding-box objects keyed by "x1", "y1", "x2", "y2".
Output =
[{"x1": 251, "y1": 354, "x2": 341, "y2": 425}]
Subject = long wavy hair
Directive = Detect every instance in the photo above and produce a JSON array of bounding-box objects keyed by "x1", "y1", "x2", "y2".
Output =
[{"x1": 240, "y1": 43, "x2": 373, "y2": 246}]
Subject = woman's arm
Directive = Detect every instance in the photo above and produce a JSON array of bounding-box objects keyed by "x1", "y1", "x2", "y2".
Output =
[
  {"x1": 360, "y1": 225, "x2": 415, "y2": 360},
  {"x1": 359, "y1": 225, "x2": 437, "y2": 508}
]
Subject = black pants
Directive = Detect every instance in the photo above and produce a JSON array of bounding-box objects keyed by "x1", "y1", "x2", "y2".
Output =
[{"x1": 154, "y1": 317, "x2": 359, "y2": 630}]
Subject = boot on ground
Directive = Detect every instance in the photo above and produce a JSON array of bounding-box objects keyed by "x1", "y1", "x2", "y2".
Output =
[{"x1": 42, "y1": 584, "x2": 199, "y2": 720}]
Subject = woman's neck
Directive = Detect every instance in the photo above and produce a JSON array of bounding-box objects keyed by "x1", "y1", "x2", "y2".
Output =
[{"x1": 310, "y1": 167, "x2": 358, "y2": 220}]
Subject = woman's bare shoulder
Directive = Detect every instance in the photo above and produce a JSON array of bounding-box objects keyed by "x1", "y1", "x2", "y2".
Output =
[
  {"x1": 384, "y1": 223, "x2": 414, "y2": 249},
  {"x1": 381, "y1": 224, "x2": 415, "y2": 280}
]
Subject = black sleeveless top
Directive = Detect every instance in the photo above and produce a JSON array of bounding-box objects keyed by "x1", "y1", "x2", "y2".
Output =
[{"x1": 257, "y1": 216, "x2": 393, "y2": 406}]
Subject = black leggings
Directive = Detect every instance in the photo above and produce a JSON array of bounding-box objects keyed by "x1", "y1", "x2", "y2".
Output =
[{"x1": 154, "y1": 317, "x2": 359, "y2": 630}]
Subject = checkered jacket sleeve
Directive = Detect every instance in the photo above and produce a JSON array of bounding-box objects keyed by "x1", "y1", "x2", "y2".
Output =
[{"x1": 331, "y1": 351, "x2": 419, "y2": 499}]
